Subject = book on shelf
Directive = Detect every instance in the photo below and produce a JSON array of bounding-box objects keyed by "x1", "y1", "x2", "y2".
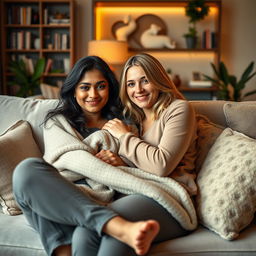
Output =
[
  {"x1": 17, "y1": 31, "x2": 24, "y2": 50},
  {"x1": 188, "y1": 80, "x2": 212, "y2": 88},
  {"x1": 26, "y1": 58, "x2": 34, "y2": 75},
  {"x1": 53, "y1": 33, "x2": 69, "y2": 50},
  {"x1": 25, "y1": 31, "x2": 31, "y2": 49},
  {"x1": 44, "y1": 8, "x2": 48, "y2": 24},
  {"x1": 202, "y1": 30, "x2": 217, "y2": 49},
  {"x1": 45, "y1": 58, "x2": 53, "y2": 73},
  {"x1": 62, "y1": 34, "x2": 68, "y2": 50}
]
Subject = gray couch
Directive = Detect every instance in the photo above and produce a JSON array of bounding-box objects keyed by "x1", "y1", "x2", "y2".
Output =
[{"x1": 0, "y1": 95, "x2": 255, "y2": 256}]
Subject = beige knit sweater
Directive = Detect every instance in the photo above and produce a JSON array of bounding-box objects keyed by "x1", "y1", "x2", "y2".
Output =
[{"x1": 43, "y1": 115, "x2": 197, "y2": 230}]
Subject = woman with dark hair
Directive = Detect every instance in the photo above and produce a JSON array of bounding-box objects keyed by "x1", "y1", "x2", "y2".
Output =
[
  {"x1": 44, "y1": 55, "x2": 122, "y2": 135},
  {"x1": 13, "y1": 56, "x2": 160, "y2": 256}
]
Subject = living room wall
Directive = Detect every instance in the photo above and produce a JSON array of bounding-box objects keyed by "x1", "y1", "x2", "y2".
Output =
[{"x1": 74, "y1": 0, "x2": 256, "y2": 100}]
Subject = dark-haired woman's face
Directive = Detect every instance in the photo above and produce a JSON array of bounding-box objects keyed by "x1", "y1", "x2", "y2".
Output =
[{"x1": 74, "y1": 69, "x2": 109, "y2": 115}]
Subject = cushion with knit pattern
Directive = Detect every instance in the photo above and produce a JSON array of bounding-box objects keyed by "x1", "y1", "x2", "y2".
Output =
[{"x1": 196, "y1": 128, "x2": 256, "y2": 240}]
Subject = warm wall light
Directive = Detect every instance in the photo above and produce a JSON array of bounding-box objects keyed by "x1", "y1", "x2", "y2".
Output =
[{"x1": 88, "y1": 40, "x2": 128, "y2": 65}]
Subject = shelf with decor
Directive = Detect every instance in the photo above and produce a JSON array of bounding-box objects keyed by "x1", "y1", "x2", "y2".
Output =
[
  {"x1": 0, "y1": 0, "x2": 74, "y2": 96},
  {"x1": 91, "y1": 0, "x2": 221, "y2": 100}
]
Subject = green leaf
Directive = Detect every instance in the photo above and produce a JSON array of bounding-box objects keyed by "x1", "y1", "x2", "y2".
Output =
[
  {"x1": 239, "y1": 71, "x2": 256, "y2": 85},
  {"x1": 32, "y1": 58, "x2": 45, "y2": 82},
  {"x1": 202, "y1": 74, "x2": 219, "y2": 84},
  {"x1": 210, "y1": 62, "x2": 220, "y2": 78},
  {"x1": 240, "y1": 61, "x2": 254, "y2": 82},
  {"x1": 9, "y1": 67, "x2": 29, "y2": 86},
  {"x1": 229, "y1": 75, "x2": 237, "y2": 89},
  {"x1": 8, "y1": 57, "x2": 46, "y2": 97},
  {"x1": 219, "y1": 62, "x2": 229, "y2": 85},
  {"x1": 244, "y1": 89, "x2": 256, "y2": 97}
]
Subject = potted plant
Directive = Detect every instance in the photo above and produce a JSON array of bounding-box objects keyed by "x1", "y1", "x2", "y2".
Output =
[
  {"x1": 183, "y1": 0, "x2": 209, "y2": 49},
  {"x1": 203, "y1": 61, "x2": 256, "y2": 101},
  {"x1": 8, "y1": 58, "x2": 45, "y2": 97}
]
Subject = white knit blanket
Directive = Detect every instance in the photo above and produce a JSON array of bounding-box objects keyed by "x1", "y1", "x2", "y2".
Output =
[{"x1": 43, "y1": 115, "x2": 197, "y2": 230}]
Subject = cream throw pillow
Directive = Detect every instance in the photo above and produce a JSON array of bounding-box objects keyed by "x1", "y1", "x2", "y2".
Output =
[
  {"x1": 196, "y1": 115, "x2": 224, "y2": 172},
  {"x1": 196, "y1": 128, "x2": 256, "y2": 240},
  {"x1": 0, "y1": 120, "x2": 42, "y2": 215}
]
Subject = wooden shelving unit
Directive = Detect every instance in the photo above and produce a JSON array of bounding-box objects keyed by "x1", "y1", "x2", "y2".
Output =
[
  {"x1": 92, "y1": 0, "x2": 222, "y2": 100},
  {"x1": 0, "y1": 0, "x2": 75, "y2": 95}
]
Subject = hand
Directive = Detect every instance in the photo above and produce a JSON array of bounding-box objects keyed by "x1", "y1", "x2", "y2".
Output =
[
  {"x1": 96, "y1": 150, "x2": 127, "y2": 166},
  {"x1": 102, "y1": 118, "x2": 131, "y2": 139}
]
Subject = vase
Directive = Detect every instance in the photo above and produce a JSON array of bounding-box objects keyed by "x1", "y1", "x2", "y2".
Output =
[
  {"x1": 185, "y1": 36, "x2": 197, "y2": 49},
  {"x1": 34, "y1": 38, "x2": 40, "y2": 49}
]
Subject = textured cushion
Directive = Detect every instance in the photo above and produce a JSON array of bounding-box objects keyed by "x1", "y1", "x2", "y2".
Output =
[
  {"x1": 196, "y1": 128, "x2": 256, "y2": 240},
  {"x1": 0, "y1": 121, "x2": 42, "y2": 215},
  {"x1": 224, "y1": 102, "x2": 256, "y2": 139},
  {"x1": 195, "y1": 115, "x2": 224, "y2": 172}
]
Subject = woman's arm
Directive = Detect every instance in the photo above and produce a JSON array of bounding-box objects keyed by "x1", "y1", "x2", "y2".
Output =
[{"x1": 104, "y1": 101, "x2": 197, "y2": 177}]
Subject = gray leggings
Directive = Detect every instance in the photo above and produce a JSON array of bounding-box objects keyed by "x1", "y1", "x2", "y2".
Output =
[{"x1": 13, "y1": 158, "x2": 188, "y2": 256}]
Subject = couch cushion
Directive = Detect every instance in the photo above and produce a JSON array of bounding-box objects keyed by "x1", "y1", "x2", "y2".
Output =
[
  {"x1": 150, "y1": 219, "x2": 256, "y2": 256},
  {"x1": 196, "y1": 128, "x2": 256, "y2": 240},
  {"x1": 224, "y1": 102, "x2": 256, "y2": 139},
  {"x1": 195, "y1": 115, "x2": 224, "y2": 172},
  {"x1": 0, "y1": 121, "x2": 42, "y2": 215},
  {"x1": 0, "y1": 211, "x2": 46, "y2": 256},
  {"x1": 0, "y1": 95, "x2": 58, "y2": 152}
]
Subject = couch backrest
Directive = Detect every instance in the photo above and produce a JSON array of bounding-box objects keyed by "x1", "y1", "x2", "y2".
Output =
[
  {"x1": 0, "y1": 95, "x2": 252, "y2": 153},
  {"x1": 0, "y1": 95, "x2": 58, "y2": 152}
]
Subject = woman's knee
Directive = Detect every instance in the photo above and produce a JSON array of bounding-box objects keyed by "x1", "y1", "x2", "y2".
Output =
[
  {"x1": 13, "y1": 157, "x2": 45, "y2": 194},
  {"x1": 109, "y1": 194, "x2": 156, "y2": 221}
]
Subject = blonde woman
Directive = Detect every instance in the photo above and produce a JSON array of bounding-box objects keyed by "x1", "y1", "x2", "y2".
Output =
[{"x1": 101, "y1": 52, "x2": 198, "y2": 249}]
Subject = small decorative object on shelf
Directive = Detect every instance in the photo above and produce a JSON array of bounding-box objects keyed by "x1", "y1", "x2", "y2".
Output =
[
  {"x1": 140, "y1": 23, "x2": 176, "y2": 49},
  {"x1": 183, "y1": 0, "x2": 209, "y2": 49},
  {"x1": 173, "y1": 74, "x2": 181, "y2": 88},
  {"x1": 113, "y1": 15, "x2": 137, "y2": 42},
  {"x1": 49, "y1": 12, "x2": 70, "y2": 24}
]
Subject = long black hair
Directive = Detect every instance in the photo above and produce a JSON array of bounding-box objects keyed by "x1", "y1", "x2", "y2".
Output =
[{"x1": 44, "y1": 56, "x2": 122, "y2": 134}]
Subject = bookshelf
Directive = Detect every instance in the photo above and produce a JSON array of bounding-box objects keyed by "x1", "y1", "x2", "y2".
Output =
[
  {"x1": 92, "y1": 0, "x2": 222, "y2": 100},
  {"x1": 0, "y1": 0, "x2": 75, "y2": 95}
]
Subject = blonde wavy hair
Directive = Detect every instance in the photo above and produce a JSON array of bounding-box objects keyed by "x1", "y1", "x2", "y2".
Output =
[{"x1": 120, "y1": 53, "x2": 185, "y2": 123}]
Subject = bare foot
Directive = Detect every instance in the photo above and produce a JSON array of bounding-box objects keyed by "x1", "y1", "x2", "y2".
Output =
[
  {"x1": 121, "y1": 220, "x2": 160, "y2": 255},
  {"x1": 103, "y1": 217, "x2": 160, "y2": 255}
]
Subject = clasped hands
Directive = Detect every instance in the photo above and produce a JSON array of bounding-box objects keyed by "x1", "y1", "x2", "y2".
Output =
[{"x1": 95, "y1": 119, "x2": 131, "y2": 167}]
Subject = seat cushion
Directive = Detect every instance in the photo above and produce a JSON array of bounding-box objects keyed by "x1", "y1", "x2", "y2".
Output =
[
  {"x1": 149, "y1": 218, "x2": 256, "y2": 256},
  {"x1": 0, "y1": 212, "x2": 46, "y2": 256}
]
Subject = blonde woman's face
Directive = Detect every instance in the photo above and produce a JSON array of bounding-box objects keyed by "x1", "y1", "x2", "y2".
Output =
[{"x1": 126, "y1": 65, "x2": 159, "y2": 110}]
